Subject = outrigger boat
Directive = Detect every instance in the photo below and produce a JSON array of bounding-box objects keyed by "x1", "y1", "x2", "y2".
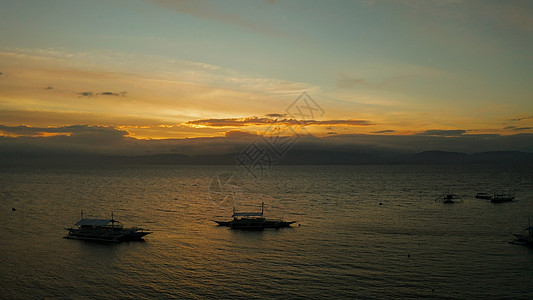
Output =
[
  {"x1": 475, "y1": 192, "x2": 492, "y2": 200},
  {"x1": 509, "y1": 218, "x2": 533, "y2": 247},
  {"x1": 435, "y1": 193, "x2": 462, "y2": 204},
  {"x1": 215, "y1": 202, "x2": 295, "y2": 229},
  {"x1": 65, "y1": 211, "x2": 152, "y2": 243},
  {"x1": 491, "y1": 190, "x2": 515, "y2": 203}
]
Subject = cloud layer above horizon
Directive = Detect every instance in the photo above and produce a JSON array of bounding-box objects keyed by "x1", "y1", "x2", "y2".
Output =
[{"x1": 2, "y1": 124, "x2": 533, "y2": 158}]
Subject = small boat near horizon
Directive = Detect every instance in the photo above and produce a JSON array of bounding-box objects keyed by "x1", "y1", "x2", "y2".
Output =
[
  {"x1": 64, "y1": 211, "x2": 152, "y2": 243},
  {"x1": 475, "y1": 192, "x2": 492, "y2": 200},
  {"x1": 435, "y1": 193, "x2": 462, "y2": 204},
  {"x1": 215, "y1": 202, "x2": 296, "y2": 229},
  {"x1": 491, "y1": 190, "x2": 515, "y2": 203}
]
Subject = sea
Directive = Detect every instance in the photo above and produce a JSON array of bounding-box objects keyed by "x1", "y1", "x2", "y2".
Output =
[{"x1": 0, "y1": 164, "x2": 532, "y2": 299}]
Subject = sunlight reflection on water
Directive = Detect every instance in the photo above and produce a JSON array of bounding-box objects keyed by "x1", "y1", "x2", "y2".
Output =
[{"x1": 1, "y1": 165, "x2": 532, "y2": 298}]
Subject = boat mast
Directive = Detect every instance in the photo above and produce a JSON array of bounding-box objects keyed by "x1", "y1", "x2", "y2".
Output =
[
  {"x1": 111, "y1": 211, "x2": 116, "y2": 228},
  {"x1": 527, "y1": 217, "x2": 533, "y2": 236}
]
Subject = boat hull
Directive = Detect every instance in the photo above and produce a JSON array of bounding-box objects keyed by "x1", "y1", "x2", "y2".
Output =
[
  {"x1": 65, "y1": 228, "x2": 151, "y2": 243},
  {"x1": 215, "y1": 219, "x2": 295, "y2": 229},
  {"x1": 491, "y1": 197, "x2": 514, "y2": 203}
]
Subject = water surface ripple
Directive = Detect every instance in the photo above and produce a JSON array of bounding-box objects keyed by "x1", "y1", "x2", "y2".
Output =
[{"x1": 1, "y1": 165, "x2": 532, "y2": 299}]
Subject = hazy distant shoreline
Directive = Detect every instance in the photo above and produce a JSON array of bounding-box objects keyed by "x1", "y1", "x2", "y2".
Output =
[{"x1": 2, "y1": 150, "x2": 533, "y2": 167}]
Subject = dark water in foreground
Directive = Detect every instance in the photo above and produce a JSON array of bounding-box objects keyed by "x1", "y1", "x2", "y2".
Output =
[{"x1": 1, "y1": 165, "x2": 532, "y2": 299}]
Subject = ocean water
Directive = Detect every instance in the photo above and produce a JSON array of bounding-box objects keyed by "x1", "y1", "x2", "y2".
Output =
[{"x1": 0, "y1": 164, "x2": 532, "y2": 299}]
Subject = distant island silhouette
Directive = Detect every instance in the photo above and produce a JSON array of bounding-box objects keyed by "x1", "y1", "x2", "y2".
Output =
[{"x1": 2, "y1": 150, "x2": 532, "y2": 167}]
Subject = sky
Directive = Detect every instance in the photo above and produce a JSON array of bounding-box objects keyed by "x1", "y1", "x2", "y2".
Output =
[{"x1": 0, "y1": 0, "x2": 532, "y2": 156}]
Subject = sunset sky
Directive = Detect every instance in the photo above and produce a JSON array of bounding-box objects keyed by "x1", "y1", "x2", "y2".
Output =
[{"x1": 1, "y1": 0, "x2": 532, "y2": 155}]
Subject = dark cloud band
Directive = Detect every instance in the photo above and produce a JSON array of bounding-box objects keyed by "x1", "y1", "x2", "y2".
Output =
[
  {"x1": 185, "y1": 117, "x2": 374, "y2": 127},
  {"x1": 78, "y1": 91, "x2": 126, "y2": 97}
]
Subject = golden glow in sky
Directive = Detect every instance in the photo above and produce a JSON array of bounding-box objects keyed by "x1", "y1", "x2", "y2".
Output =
[{"x1": 0, "y1": 0, "x2": 532, "y2": 152}]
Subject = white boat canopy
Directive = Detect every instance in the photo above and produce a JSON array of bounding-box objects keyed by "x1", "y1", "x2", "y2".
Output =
[
  {"x1": 75, "y1": 219, "x2": 113, "y2": 226},
  {"x1": 233, "y1": 212, "x2": 263, "y2": 217}
]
